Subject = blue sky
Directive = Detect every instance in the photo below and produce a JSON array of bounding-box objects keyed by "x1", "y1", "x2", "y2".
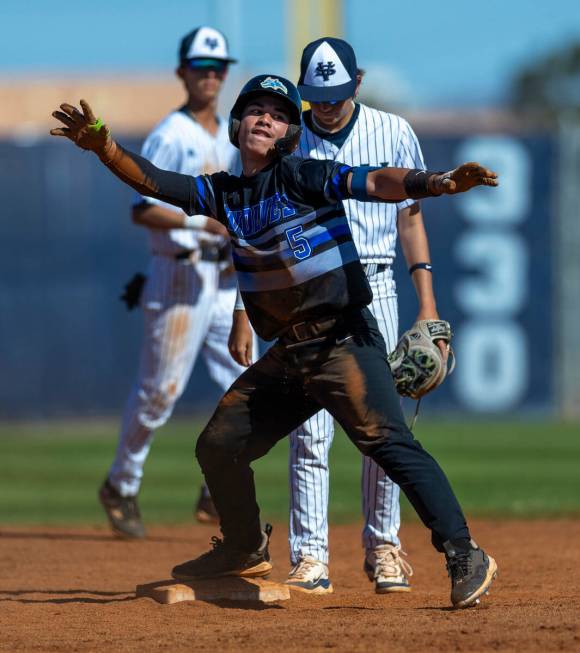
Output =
[{"x1": 1, "y1": 0, "x2": 579, "y2": 108}]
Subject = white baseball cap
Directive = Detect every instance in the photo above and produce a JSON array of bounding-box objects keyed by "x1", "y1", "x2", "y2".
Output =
[{"x1": 179, "y1": 26, "x2": 237, "y2": 64}]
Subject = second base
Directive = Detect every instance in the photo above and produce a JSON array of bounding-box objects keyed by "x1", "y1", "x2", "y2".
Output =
[{"x1": 136, "y1": 577, "x2": 290, "y2": 604}]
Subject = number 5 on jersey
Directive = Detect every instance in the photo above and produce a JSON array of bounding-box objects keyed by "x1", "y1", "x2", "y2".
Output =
[{"x1": 286, "y1": 225, "x2": 312, "y2": 260}]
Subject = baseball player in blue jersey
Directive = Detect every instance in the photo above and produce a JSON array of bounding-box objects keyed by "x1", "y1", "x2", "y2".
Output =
[
  {"x1": 229, "y1": 37, "x2": 437, "y2": 594},
  {"x1": 50, "y1": 74, "x2": 499, "y2": 608},
  {"x1": 97, "y1": 26, "x2": 256, "y2": 538}
]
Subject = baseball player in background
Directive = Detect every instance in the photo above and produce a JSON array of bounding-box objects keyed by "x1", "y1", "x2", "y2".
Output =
[
  {"x1": 229, "y1": 38, "x2": 441, "y2": 594},
  {"x1": 98, "y1": 26, "x2": 255, "y2": 538}
]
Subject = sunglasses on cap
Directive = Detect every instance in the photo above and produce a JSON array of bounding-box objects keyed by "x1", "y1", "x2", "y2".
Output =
[{"x1": 185, "y1": 59, "x2": 228, "y2": 73}]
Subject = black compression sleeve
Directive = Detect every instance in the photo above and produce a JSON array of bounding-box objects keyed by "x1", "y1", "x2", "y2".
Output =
[{"x1": 104, "y1": 145, "x2": 195, "y2": 214}]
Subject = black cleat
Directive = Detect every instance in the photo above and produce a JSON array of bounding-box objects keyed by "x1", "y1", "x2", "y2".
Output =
[
  {"x1": 194, "y1": 486, "x2": 219, "y2": 524},
  {"x1": 444, "y1": 539, "x2": 498, "y2": 608},
  {"x1": 98, "y1": 479, "x2": 145, "y2": 539},
  {"x1": 172, "y1": 524, "x2": 273, "y2": 580}
]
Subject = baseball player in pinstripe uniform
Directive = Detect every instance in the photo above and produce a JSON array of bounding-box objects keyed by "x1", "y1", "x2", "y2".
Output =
[
  {"x1": 98, "y1": 26, "x2": 256, "y2": 538},
  {"x1": 229, "y1": 38, "x2": 440, "y2": 594},
  {"x1": 288, "y1": 37, "x2": 439, "y2": 594}
]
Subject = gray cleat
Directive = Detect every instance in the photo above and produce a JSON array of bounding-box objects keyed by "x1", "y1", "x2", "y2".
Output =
[
  {"x1": 444, "y1": 539, "x2": 498, "y2": 608},
  {"x1": 98, "y1": 479, "x2": 145, "y2": 539}
]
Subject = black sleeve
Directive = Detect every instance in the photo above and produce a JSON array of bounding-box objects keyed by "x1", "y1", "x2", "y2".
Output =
[
  {"x1": 291, "y1": 158, "x2": 353, "y2": 205},
  {"x1": 106, "y1": 145, "x2": 218, "y2": 217}
]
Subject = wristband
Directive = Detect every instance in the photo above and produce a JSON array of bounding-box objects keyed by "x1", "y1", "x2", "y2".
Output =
[
  {"x1": 183, "y1": 214, "x2": 208, "y2": 230},
  {"x1": 403, "y1": 170, "x2": 443, "y2": 199},
  {"x1": 409, "y1": 262, "x2": 432, "y2": 275},
  {"x1": 350, "y1": 166, "x2": 379, "y2": 201}
]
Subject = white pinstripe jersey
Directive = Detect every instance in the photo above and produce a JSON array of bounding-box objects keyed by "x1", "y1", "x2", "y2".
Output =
[
  {"x1": 295, "y1": 103, "x2": 425, "y2": 263},
  {"x1": 135, "y1": 109, "x2": 237, "y2": 256}
]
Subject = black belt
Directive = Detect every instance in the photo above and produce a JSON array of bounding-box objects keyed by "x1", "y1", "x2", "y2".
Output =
[
  {"x1": 362, "y1": 263, "x2": 389, "y2": 276},
  {"x1": 281, "y1": 315, "x2": 344, "y2": 348},
  {"x1": 175, "y1": 244, "x2": 222, "y2": 263}
]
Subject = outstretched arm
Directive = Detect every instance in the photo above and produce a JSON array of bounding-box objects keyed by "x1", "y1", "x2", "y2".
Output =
[
  {"x1": 348, "y1": 163, "x2": 498, "y2": 202},
  {"x1": 50, "y1": 100, "x2": 213, "y2": 217}
]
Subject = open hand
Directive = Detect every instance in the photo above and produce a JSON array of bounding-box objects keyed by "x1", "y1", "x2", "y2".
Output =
[
  {"x1": 50, "y1": 99, "x2": 113, "y2": 159},
  {"x1": 434, "y1": 162, "x2": 498, "y2": 194}
]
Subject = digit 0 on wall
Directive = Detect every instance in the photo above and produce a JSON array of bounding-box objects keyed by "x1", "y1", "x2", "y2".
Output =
[{"x1": 451, "y1": 135, "x2": 554, "y2": 414}]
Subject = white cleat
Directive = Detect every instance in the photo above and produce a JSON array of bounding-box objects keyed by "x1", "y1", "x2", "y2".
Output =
[
  {"x1": 285, "y1": 556, "x2": 334, "y2": 595},
  {"x1": 364, "y1": 543, "x2": 413, "y2": 593}
]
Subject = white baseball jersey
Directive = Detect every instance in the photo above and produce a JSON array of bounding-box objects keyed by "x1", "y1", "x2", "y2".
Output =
[
  {"x1": 137, "y1": 109, "x2": 237, "y2": 255},
  {"x1": 288, "y1": 103, "x2": 426, "y2": 564},
  {"x1": 297, "y1": 103, "x2": 425, "y2": 263},
  {"x1": 108, "y1": 108, "x2": 253, "y2": 497}
]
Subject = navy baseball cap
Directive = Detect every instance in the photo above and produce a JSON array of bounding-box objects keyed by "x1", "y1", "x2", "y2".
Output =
[
  {"x1": 179, "y1": 26, "x2": 238, "y2": 65},
  {"x1": 298, "y1": 37, "x2": 357, "y2": 102}
]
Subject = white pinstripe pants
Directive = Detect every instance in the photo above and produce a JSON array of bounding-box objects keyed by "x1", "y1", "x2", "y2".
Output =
[
  {"x1": 289, "y1": 268, "x2": 400, "y2": 564},
  {"x1": 109, "y1": 255, "x2": 252, "y2": 497}
]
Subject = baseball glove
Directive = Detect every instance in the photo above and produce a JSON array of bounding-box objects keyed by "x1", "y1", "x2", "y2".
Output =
[
  {"x1": 120, "y1": 272, "x2": 147, "y2": 310},
  {"x1": 388, "y1": 320, "x2": 455, "y2": 400}
]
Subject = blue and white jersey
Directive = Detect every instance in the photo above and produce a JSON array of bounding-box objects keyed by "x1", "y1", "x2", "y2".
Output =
[
  {"x1": 296, "y1": 103, "x2": 425, "y2": 264},
  {"x1": 135, "y1": 108, "x2": 237, "y2": 256}
]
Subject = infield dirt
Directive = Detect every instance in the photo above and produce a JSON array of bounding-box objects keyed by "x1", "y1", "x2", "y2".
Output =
[{"x1": 1, "y1": 520, "x2": 578, "y2": 652}]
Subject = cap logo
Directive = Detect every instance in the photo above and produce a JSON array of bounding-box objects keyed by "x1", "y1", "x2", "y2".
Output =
[
  {"x1": 304, "y1": 41, "x2": 352, "y2": 88},
  {"x1": 186, "y1": 26, "x2": 229, "y2": 61},
  {"x1": 260, "y1": 77, "x2": 288, "y2": 94},
  {"x1": 314, "y1": 61, "x2": 336, "y2": 82}
]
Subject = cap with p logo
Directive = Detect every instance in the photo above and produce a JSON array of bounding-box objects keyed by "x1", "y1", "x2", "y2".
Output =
[{"x1": 298, "y1": 37, "x2": 358, "y2": 102}]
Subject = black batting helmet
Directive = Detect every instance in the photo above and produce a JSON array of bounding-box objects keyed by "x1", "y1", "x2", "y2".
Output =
[{"x1": 229, "y1": 74, "x2": 302, "y2": 155}]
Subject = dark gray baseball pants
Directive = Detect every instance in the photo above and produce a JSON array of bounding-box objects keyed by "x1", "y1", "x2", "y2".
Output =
[{"x1": 195, "y1": 307, "x2": 470, "y2": 553}]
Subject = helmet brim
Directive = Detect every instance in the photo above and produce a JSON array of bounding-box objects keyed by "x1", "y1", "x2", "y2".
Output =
[{"x1": 231, "y1": 89, "x2": 301, "y2": 126}]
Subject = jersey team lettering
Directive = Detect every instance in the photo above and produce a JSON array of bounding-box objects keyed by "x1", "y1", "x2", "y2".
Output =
[{"x1": 225, "y1": 192, "x2": 296, "y2": 237}]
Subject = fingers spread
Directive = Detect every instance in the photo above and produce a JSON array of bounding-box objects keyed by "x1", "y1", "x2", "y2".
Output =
[
  {"x1": 52, "y1": 110, "x2": 75, "y2": 127},
  {"x1": 50, "y1": 127, "x2": 71, "y2": 137},
  {"x1": 59, "y1": 103, "x2": 80, "y2": 118},
  {"x1": 80, "y1": 99, "x2": 96, "y2": 124}
]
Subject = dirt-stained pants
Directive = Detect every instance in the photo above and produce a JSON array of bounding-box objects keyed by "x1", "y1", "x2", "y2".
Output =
[{"x1": 196, "y1": 307, "x2": 469, "y2": 553}]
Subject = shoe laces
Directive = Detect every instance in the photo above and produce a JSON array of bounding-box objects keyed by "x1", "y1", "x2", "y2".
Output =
[
  {"x1": 210, "y1": 535, "x2": 225, "y2": 550},
  {"x1": 446, "y1": 550, "x2": 473, "y2": 581},
  {"x1": 194, "y1": 536, "x2": 227, "y2": 562},
  {"x1": 288, "y1": 556, "x2": 325, "y2": 580},
  {"x1": 372, "y1": 545, "x2": 413, "y2": 578}
]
